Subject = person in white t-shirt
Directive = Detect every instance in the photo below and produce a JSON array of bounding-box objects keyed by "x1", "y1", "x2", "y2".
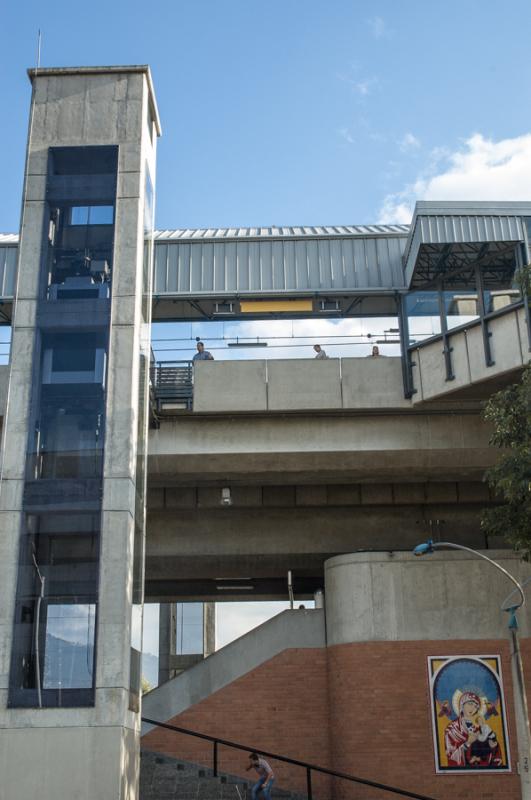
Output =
[{"x1": 246, "y1": 752, "x2": 275, "y2": 800}]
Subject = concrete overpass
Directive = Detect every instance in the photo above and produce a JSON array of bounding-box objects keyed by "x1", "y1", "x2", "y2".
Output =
[
  {"x1": 0, "y1": 301, "x2": 525, "y2": 605},
  {"x1": 144, "y1": 302, "x2": 529, "y2": 601},
  {"x1": 0, "y1": 301, "x2": 526, "y2": 603}
]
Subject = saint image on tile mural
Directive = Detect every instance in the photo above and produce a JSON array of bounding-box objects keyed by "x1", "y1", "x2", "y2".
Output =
[{"x1": 428, "y1": 656, "x2": 511, "y2": 773}]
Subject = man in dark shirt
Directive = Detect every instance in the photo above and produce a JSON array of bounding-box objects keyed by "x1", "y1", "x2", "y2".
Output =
[{"x1": 193, "y1": 341, "x2": 214, "y2": 361}]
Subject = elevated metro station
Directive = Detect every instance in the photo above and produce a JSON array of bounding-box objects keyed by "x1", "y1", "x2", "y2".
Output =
[{"x1": 0, "y1": 65, "x2": 529, "y2": 800}]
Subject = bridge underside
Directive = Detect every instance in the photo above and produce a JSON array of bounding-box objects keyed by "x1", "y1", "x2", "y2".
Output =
[{"x1": 144, "y1": 409, "x2": 502, "y2": 602}]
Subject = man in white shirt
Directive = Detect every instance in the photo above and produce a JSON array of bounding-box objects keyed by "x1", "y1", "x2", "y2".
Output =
[
  {"x1": 313, "y1": 344, "x2": 328, "y2": 359},
  {"x1": 246, "y1": 752, "x2": 275, "y2": 800}
]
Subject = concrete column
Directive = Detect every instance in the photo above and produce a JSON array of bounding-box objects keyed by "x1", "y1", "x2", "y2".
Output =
[
  {"x1": 0, "y1": 66, "x2": 160, "y2": 800},
  {"x1": 204, "y1": 602, "x2": 216, "y2": 656},
  {"x1": 158, "y1": 603, "x2": 177, "y2": 685},
  {"x1": 324, "y1": 551, "x2": 531, "y2": 645}
]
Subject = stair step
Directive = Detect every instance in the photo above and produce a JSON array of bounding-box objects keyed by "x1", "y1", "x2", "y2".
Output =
[{"x1": 140, "y1": 750, "x2": 304, "y2": 800}]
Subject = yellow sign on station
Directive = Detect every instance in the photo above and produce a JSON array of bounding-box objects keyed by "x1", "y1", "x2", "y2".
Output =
[{"x1": 240, "y1": 299, "x2": 313, "y2": 314}]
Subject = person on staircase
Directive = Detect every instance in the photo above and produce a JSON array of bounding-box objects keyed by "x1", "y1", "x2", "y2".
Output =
[{"x1": 246, "y1": 752, "x2": 275, "y2": 800}]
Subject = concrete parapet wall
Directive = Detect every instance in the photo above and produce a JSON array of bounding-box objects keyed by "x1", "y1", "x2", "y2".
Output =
[
  {"x1": 193, "y1": 360, "x2": 268, "y2": 412},
  {"x1": 325, "y1": 550, "x2": 531, "y2": 646},
  {"x1": 267, "y1": 358, "x2": 342, "y2": 410},
  {"x1": 341, "y1": 355, "x2": 409, "y2": 408},
  {"x1": 411, "y1": 305, "x2": 528, "y2": 402},
  {"x1": 193, "y1": 356, "x2": 409, "y2": 412}
]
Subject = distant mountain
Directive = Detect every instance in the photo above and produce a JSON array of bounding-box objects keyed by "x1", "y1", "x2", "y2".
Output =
[
  {"x1": 42, "y1": 633, "x2": 159, "y2": 690},
  {"x1": 142, "y1": 652, "x2": 158, "y2": 689},
  {"x1": 44, "y1": 633, "x2": 93, "y2": 689}
]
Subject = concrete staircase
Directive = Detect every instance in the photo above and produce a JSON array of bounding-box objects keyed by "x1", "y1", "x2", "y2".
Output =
[{"x1": 140, "y1": 751, "x2": 303, "y2": 800}]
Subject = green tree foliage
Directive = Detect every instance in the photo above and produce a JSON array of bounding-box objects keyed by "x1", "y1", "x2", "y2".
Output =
[
  {"x1": 141, "y1": 675, "x2": 152, "y2": 695},
  {"x1": 481, "y1": 363, "x2": 531, "y2": 558}
]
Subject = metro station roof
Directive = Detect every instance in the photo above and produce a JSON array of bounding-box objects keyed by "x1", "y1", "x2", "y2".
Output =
[
  {"x1": 1, "y1": 201, "x2": 529, "y2": 317},
  {"x1": 153, "y1": 224, "x2": 409, "y2": 241},
  {"x1": 404, "y1": 201, "x2": 531, "y2": 289}
]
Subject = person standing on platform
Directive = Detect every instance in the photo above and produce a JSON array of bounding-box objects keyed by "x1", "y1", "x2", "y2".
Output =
[
  {"x1": 313, "y1": 344, "x2": 328, "y2": 359},
  {"x1": 193, "y1": 341, "x2": 214, "y2": 361}
]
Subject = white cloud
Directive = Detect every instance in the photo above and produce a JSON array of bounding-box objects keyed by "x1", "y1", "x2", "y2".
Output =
[
  {"x1": 399, "y1": 132, "x2": 421, "y2": 152},
  {"x1": 338, "y1": 127, "x2": 355, "y2": 145},
  {"x1": 142, "y1": 603, "x2": 160, "y2": 656},
  {"x1": 336, "y1": 71, "x2": 379, "y2": 98},
  {"x1": 368, "y1": 16, "x2": 391, "y2": 39},
  {"x1": 379, "y1": 132, "x2": 531, "y2": 223},
  {"x1": 354, "y1": 77, "x2": 377, "y2": 97}
]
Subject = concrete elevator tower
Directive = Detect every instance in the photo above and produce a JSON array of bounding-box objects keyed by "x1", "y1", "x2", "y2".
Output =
[{"x1": 0, "y1": 66, "x2": 160, "y2": 799}]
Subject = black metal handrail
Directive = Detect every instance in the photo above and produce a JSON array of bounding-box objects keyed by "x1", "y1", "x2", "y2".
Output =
[
  {"x1": 150, "y1": 359, "x2": 194, "y2": 412},
  {"x1": 150, "y1": 358, "x2": 194, "y2": 383},
  {"x1": 142, "y1": 717, "x2": 438, "y2": 800},
  {"x1": 406, "y1": 299, "x2": 525, "y2": 354}
]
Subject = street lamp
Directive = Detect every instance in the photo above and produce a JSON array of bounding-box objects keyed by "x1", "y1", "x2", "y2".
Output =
[{"x1": 413, "y1": 539, "x2": 530, "y2": 796}]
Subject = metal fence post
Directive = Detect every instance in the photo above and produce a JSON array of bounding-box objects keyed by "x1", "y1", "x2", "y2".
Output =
[
  {"x1": 213, "y1": 740, "x2": 218, "y2": 777},
  {"x1": 306, "y1": 767, "x2": 312, "y2": 800}
]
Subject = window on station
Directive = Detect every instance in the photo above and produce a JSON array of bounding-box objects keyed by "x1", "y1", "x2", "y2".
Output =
[
  {"x1": 46, "y1": 145, "x2": 117, "y2": 295},
  {"x1": 69, "y1": 206, "x2": 114, "y2": 226},
  {"x1": 176, "y1": 603, "x2": 204, "y2": 655},
  {"x1": 43, "y1": 603, "x2": 96, "y2": 690},
  {"x1": 9, "y1": 514, "x2": 100, "y2": 708},
  {"x1": 42, "y1": 332, "x2": 107, "y2": 386},
  {"x1": 50, "y1": 145, "x2": 118, "y2": 176}
]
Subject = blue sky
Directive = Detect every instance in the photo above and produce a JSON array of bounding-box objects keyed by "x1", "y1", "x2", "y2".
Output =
[{"x1": 2, "y1": 0, "x2": 531, "y2": 234}]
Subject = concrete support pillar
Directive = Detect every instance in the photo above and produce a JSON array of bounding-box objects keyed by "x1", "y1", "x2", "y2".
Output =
[
  {"x1": 204, "y1": 602, "x2": 216, "y2": 657},
  {"x1": 158, "y1": 602, "x2": 216, "y2": 685},
  {"x1": 158, "y1": 603, "x2": 177, "y2": 685},
  {"x1": 0, "y1": 66, "x2": 160, "y2": 800}
]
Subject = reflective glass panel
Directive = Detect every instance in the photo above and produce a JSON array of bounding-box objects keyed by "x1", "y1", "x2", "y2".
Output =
[
  {"x1": 43, "y1": 603, "x2": 96, "y2": 689},
  {"x1": 9, "y1": 143, "x2": 117, "y2": 708},
  {"x1": 176, "y1": 603, "x2": 204, "y2": 655}
]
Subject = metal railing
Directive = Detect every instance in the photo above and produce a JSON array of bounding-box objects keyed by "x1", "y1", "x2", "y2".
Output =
[
  {"x1": 150, "y1": 359, "x2": 194, "y2": 412},
  {"x1": 406, "y1": 299, "x2": 526, "y2": 388},
  {"x1": 142, "y1": 717, "x2": 438, "y2": 800}
]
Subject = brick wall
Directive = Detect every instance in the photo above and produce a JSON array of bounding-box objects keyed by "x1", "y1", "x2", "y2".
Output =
[
  {"x1": 327, "y1": 639, "x2": 531, "y2": 800},
  {"x1": 142, "y1": 639, "x2": 531, "y2": 799},
  {"x1": 142, "y1": 648, "x2": 332, "y2": 796}
]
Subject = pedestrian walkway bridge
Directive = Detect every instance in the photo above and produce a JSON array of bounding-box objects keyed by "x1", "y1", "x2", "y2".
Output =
[{"x1": 147, "y1": 299, "x2": 527, "y2": 417}]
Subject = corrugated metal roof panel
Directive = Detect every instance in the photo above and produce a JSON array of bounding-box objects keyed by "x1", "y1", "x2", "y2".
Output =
[
  {"x1": 153, "y1": 224, "x2": 410, "y2": 241},
  {"x1": 403, "y1": 202, "x2": 531, "y2": 272},
  {"x1": 403, "y1": 202, "x2": 531, "y2": 287}
]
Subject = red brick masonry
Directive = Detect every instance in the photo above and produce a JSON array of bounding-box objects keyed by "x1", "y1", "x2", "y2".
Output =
[{"x1": 142, "y1": 638, "x2": 531, "y2": 800}]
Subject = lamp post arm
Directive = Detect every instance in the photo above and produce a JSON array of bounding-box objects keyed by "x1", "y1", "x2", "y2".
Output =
[{"x1": 432, "y1": 542, "x2": 526, "y2": 610}]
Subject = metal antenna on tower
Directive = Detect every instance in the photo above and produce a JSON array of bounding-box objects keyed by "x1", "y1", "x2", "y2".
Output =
[{"x1": 36, "y1": 29, "x2": 42, "y2": 71}]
